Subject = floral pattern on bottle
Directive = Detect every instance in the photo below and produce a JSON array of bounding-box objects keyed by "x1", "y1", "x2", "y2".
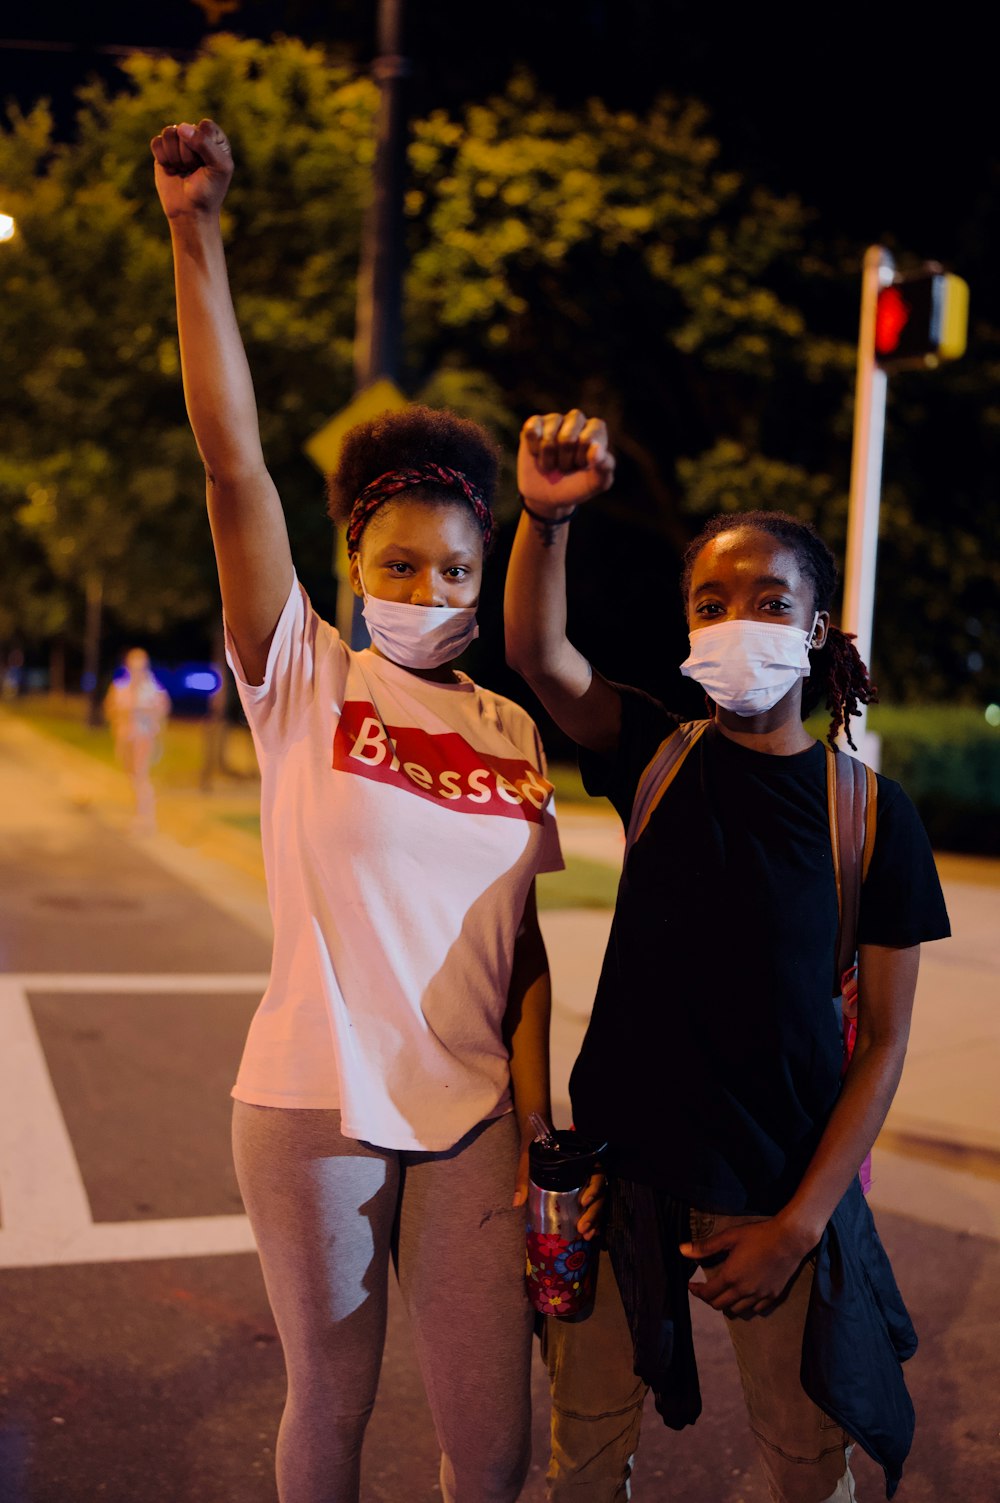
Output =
[{"x1": 525, "y1": 1224, "x2": 595, "y2": 1317}]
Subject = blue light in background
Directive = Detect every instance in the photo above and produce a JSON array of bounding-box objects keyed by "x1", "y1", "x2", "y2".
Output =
[
  {"x1": 104, "y1": 662, "x2": 223, "y2": 711},
  {"x1": 184, "y1": 670, "x2": 222, "y2": 693}
]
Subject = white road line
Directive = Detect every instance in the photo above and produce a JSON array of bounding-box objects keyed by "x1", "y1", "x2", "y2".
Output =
[
  {"x1": 0, "y1": 974, "x2": 264, "y2": 1269},
  {"x1": 10, "y1": 973, "x2": 270, "y2": 993},
  {"x1": 0, "y1": 1215, "x2": 257, "y2": 1270},
  {"x1": 0, "y1": 977, "x2": 93, "y2": 1240}
]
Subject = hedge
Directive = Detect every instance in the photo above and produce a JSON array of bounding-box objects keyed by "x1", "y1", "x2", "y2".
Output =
[{"x1": 815, "y1": 705, "x2": 1000, "y2": 856}]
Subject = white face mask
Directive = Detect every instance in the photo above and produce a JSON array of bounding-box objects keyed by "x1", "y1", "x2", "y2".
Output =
[
  {"x1": 680, "y1": 615, "x2": 819, "y2": 718},
  {"x1": 359, "y1": 571, "x2": 479, "y2": 670}
]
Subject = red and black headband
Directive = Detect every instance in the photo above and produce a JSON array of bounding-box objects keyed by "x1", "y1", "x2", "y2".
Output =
[{"x1": 345, "y1": 463, "x2": 494, "y2": 555}]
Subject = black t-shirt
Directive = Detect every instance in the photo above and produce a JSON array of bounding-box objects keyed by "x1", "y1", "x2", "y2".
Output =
[{"x1": 571, "y1": 687, "x2": 951, "y2": 1215}]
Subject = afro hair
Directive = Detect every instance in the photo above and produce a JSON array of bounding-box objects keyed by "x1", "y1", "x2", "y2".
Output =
[{"x1": 325, "y1": 404, "x2": 501, "y2": 527}]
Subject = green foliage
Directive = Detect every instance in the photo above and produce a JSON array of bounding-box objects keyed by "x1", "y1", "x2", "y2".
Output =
[
  {"x1": 414, "y1": 362, "x2": 520, "y2": 515},
  {"x1": 873, "y1": 705, "x2": 1000, "y2": 855},
  {"x1": 407, "y1": 80, "x2": 814, "y2": 368},
  {"x1": 407, "y1": 76, "x2": 853, "y2": 552},
  {"x1": 0, "y1": 35, "x2": 376, "y2": 649},
  {"x1": 805, "y1": 704, "x2": 1000, "y2": 854},
  {"x1": 0, "y1": 44, "x2": 994, "y2": 709},
  {"x1": 537, "y1": 854, "x2": 621, "y2": 912},
  {"x1": 864, "y1": 348, "x2": 1000, "y2": 700},
  {"x1": 677, "y1": 439, "x2": 845, "y2": 528},
  {"x1": 0, "y1": 492, "x2": 71, "y2": 644}
]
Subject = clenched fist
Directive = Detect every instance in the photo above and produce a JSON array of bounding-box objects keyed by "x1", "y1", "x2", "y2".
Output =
[
  {"x1": 151, "y1": 119, "x2": 235, "y2": 220},
  {"x1": 517, "y1": 410, "x2": 616, "y2": 517}
]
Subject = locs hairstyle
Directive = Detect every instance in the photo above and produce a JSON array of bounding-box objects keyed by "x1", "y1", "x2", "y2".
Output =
[{"x1": 681, "y1": 511, "x2": 878, "y2": 749}]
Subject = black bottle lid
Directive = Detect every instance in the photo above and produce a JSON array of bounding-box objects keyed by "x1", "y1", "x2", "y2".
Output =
[{"x1": 528, "y1": 1130, "x2": 606, "y2": 1192}]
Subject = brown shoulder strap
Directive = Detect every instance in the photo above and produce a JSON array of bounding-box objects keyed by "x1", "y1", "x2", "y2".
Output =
[
  {"x1": 826, "y1": 746, "x2": 877, "y2": 994},
  {"x1": 861, "y1": 764, "x2": 878, "y2": 882},
  {"x1": 626, "y1": 720, "x2": 710, "y2": 853},
  {"x1": 825, "y1": 744, "x2": 842, "y2": 935}
]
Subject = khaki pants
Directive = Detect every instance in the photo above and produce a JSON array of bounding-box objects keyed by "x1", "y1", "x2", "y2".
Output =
[{"x1": 542, "y1": 1209, "x2": 856, "y2": 1503}]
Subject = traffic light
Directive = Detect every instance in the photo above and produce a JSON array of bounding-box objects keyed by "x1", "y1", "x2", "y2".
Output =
[{"x1": 874, "y1": 269, "x2": 969, "y2": 368}]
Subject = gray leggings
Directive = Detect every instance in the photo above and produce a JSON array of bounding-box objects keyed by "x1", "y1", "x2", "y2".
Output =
[{"x1": 232, "y1": 1102, "x2": 533, "y2": 1503}]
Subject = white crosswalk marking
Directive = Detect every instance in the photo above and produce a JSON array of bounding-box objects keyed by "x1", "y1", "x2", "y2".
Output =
[{"x1": 0, "y1": 973, "x2": 267, "y2": 1270}]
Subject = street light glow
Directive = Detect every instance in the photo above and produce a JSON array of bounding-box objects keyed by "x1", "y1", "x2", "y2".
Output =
[{"x1": 0, "y1": 213, "x2": 15, "y2": 242}]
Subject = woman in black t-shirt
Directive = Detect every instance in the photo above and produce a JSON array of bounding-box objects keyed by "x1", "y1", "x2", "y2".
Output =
[{"x1": 504, "y1": 410, "x2": 950, "y2": 1503}]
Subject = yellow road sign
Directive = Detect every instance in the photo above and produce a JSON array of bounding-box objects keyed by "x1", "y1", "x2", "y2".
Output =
[{"x1": 304, "y1": 379, "x2": 409, "y2": 474}]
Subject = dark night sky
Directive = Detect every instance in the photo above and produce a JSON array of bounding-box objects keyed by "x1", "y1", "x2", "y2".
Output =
[{"x1": 1, "y1": 0, "x2": 995, "y2": 280}]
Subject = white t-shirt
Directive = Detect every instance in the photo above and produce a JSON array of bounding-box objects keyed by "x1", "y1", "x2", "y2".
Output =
[{"x1": 226, "y1": 577, "x2": 563, "y2": 1151}]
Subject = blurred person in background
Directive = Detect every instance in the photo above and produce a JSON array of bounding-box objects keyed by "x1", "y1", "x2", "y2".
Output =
[
  {"x1": 2, "y1": 647, "x2": 25, "y2": 700},
  {"x1": 104, "y1": 647, "x2": 170, "y2": 834}
]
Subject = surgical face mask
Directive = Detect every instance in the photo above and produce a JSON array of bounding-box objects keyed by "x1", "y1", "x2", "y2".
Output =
[
  {"x1": 680, "y1": 615, "x2": 819, "y2": 718},
  {"x1": 359, "y1": 569, "x2": 479, "y2": 670}
]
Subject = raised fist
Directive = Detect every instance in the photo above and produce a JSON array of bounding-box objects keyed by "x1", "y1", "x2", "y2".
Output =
[
  {"x1": 517, "y1": 410, "x2": 616, "y2": 516},
  {"x1": 151, "y1": 119, "x2": 235, "y2": 220}
]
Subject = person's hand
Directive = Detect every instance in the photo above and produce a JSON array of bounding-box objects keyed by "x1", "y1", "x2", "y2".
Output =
[
  {"x1": 517, "y1": 410, "x2": 616, "y2": 517},
  {"x1": 577, "y1": 1171, "x2": 605, "y2": 1242},
  {"x1": 512, "y1": 1130, "x2": 533, "y2": 1210},
  {"x1": 151, "y1": 119, "x2": 235, "y2": 221},
  {"x1": 679, "y1": 1217, "x2": 814, "y2": 1317}
]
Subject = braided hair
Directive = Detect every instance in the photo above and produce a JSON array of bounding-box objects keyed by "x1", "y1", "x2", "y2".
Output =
[{"x1": 680, "y1": 510, "x2": 878, "y2": 749}]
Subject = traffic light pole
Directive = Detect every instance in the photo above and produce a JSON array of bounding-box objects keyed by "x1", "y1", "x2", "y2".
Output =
[{"x1": 841, "y1": 245, "x2": 895, "y2": 768}]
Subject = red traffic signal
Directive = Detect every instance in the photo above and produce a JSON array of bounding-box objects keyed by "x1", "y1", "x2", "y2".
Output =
[{"x1": 874, "y1": 270, "x2": 969, "y2": 368}]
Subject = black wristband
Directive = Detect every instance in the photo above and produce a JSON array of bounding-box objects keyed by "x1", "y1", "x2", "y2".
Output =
[{"x1": 520, "y1": 497, "x2": 577, "y2": 526}]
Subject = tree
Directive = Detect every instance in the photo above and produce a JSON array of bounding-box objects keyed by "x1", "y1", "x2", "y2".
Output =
[
  {"x1": 2, "y1": 41, "x2": 995, "y2": 707},
  {"x1": 0, "y1": 36, "x2": 379, "y2": 677},
  {"x1": 405, "y1": 77, "x2": 999, "y2": 703},
  {"x1": 403, "y1": 76, "x2": 859, "y2": 699}
]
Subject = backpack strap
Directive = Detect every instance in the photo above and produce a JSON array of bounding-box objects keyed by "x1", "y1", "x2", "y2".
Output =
[
  {"x1": 825, "y1": 744, "x2": 878, "y2": 995},
  {"x1": 625, "y1": 719, "x2": 711, "y2": 854},
  {"x1": 861, "y1": 766, "x2": 878, "y2": 884}
]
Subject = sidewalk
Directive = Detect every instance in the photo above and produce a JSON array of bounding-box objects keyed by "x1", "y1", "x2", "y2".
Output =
[
  {"x1": 0, "y1": 708, "x2": 273, "y2": 940},
  {"x1": 5, "y1": 706, "x2": 999, "y2": 1241}
]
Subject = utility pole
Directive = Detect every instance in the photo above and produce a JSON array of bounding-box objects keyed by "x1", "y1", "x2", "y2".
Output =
[
  {"x1": 841, "y1": 247, "x2": 968, "y2": 768},
  {"x1": 336, "y1": 0, "x2": 411, "y2": 647},
  {"x1": 841, "y1": 245, "x2": 894, "y2": 769},
  {"x1": 354, "y1": 0, "x2": 410, "y2": 392}
]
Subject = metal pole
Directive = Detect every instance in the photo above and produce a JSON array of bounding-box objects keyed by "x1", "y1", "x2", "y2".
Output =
[
  {"x1": 840, "y1": 245, "x2": 894, "y2": 767},
  {"x1": 338, "y1": 0, "x2": 410, "y2": 648},
  {"x1": 354, "y1": 0, "x2": 410, "y2": 390}
]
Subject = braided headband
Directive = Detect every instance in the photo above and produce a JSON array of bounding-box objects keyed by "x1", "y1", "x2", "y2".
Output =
[{"x1": 346, "y1": 464, "x2": 494, "y2": 555}]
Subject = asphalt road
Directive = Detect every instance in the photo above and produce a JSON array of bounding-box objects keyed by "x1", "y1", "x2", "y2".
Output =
[{"x1": 0, "y1": 717, "x2": 997, "y2": 1502}]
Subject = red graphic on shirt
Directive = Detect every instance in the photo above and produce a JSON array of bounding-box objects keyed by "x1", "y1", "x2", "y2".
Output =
[{"x1": 332, "y1": 700, "x2": 553, "y2": 824}]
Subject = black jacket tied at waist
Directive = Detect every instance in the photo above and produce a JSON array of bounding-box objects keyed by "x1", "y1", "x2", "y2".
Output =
[{"x1": 604, "y1": 1175, "x2": 917, "y2": 1499}]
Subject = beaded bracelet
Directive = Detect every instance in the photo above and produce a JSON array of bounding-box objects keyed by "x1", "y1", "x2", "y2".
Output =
[{"x1": 520, "y1": 497, "x2": 577, "y2": 544}]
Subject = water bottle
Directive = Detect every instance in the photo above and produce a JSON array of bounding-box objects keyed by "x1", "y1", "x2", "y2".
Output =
[{"x1": 525, "y1": 1130, "x2": 605, "y2": 1319}]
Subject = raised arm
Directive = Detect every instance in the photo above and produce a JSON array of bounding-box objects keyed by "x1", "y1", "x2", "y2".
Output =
[
  {"x1": 151, "y1": 119, "x2": 293, "y2": 685},
  {"x1": 504, "y1": 410, "x2": 621, "y2": 755}
]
